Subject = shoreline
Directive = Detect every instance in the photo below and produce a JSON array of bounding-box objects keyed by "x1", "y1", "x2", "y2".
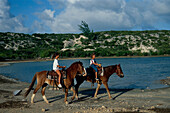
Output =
[
  {"x1": 0, "y1": 74, "x2": 170, "y2": 113},
  {"x1": 0, "y1": 55, "x2": 169, "y2": 65}
]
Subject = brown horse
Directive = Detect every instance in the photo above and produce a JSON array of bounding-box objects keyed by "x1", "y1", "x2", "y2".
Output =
[
  {"x1": 24, "y1": 61, "x2": 85, "y2": 104},
  {"x1": 74, "y1": 64, "x2": 124, "y2": 100}
]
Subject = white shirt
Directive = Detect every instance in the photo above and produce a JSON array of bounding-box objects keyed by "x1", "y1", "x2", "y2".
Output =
[
  {"x1": 53, "y1": 59, "x2": 59, "y2": 71},
  {"x1": 90, "y1": 59, "x2": 94, "y2": 65}
]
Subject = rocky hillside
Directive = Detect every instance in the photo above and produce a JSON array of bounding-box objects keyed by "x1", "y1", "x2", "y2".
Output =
[{"x1": 0, "y1": 30, "x2": 170, "y2": 60}]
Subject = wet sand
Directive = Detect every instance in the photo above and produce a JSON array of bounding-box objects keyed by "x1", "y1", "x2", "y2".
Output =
[
  {"x1": 0, "y1": 55, "x2": 169, "y2": 64},
  {"x1": 0, "y1": 75, "x2": 170, "y2": 113}
]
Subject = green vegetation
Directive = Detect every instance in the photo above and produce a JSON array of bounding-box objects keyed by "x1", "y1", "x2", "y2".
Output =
[
  {"x1": 78, "y1": 21, "x2": 91, "y2": 37},
  {"x1": 0, "y1": 30, "x2": 169, "y2": 61}
]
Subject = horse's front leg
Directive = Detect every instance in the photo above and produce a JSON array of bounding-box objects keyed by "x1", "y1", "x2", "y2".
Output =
[
  {"x1": 94, "y1": 83, "x2": 101, "y2": 98},
  {"x1": 103, "y1": 82, "x2": 112, "y2": 99},
  {"x1": 75, "y1": 84, "x2": 79, "y2": 99},
  {"x1": 75, "y1": 77, "x2": 84, "y2": 99},
  {"x1": 31, "y1": 84, "x2": 41, "y2": 103},
  {"x1": 71, "y1": 87, "x2": 76, "y2": 101},
  {"x1": 41, "y1": 83, "x2": 49, "y2": 104},
  {"x1": 64, "y1": 88, "x2": 69, "y2": 104}
]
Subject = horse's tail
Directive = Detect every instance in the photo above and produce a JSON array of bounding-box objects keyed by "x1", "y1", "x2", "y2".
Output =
[{"x1": 24, "y1": 73, "x2": 37, "y2": 98}]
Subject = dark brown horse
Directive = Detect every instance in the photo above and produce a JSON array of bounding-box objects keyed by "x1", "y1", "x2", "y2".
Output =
[
  {"x1": 74, "y1": 64, "x2": 124, "y2": 100},
  {"x1": 24, "y1": 61, "x2": 85, "y2": 104}
]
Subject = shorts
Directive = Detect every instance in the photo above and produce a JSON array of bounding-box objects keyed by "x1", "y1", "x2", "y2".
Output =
[
  {"x1": 91, "y1": 64, "x2": 98, "y2": 72},
  {"x1": 53, "y1": 68, "x2": 59, "y2": 71}
]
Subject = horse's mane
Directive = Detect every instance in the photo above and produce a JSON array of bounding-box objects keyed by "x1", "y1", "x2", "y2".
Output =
[
  {"x1": 104, "y1": 65, "x2": 117, "y2": 69},
  {"x1": 67, "y1": 61, "x2": 83, "y2": 70}
]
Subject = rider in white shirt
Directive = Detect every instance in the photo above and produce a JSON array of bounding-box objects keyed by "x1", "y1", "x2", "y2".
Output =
[
  {"x1": 53, "y1": 59, "x2": 60, "y2": 71},
  {"x1": 52, "y1": 53, "x2": 66, "y2": 88}
]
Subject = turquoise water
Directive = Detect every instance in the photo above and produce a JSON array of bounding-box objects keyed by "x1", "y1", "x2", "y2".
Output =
[{"x1": 0, "y1": 57, "x2": 170, "y2": 89}]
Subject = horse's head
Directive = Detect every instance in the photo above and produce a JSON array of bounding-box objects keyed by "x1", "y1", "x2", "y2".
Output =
[
  {"x1": 116, "y1": 64, "x2": 124, "y2": 78},
  {"x1": 76, "y1": 61, "x2": 85, "y2": 75},
  {"x1": 97, "y1": 66, "x2": 103, "y2": 75}
]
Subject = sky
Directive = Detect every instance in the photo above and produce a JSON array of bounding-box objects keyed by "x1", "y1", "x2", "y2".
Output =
[{"x1": 0, "y1": 0, "x2": 170, "y2": 34}]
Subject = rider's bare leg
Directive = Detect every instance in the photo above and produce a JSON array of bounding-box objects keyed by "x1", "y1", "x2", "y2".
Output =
[
  {"x1": 56, "y1": 70, "x2": 61, "y2": 84},
  {"x1": 95, "y1": 72, "x2": 98, "y2": 79}
]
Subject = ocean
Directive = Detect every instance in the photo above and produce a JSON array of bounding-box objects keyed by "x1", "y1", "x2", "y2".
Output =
[{"x1": 0, "y1": 57, "x2": 169, "y2": 89}]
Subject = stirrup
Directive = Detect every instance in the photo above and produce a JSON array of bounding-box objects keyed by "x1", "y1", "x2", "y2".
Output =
[
  {"x1": 95, "y1": 78, "x2": 99, "y2": 81},
  {"x1": 58, "y1": 84, "x2": 62, "y2": 89}
]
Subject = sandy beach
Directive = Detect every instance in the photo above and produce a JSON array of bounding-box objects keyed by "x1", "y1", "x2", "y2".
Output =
[
  {"x1": 0, "y1": 74, "x2": 170, "y2": 113},
  {"x1": 0, "y1": 55, "x2": 169, "y2": 64}
]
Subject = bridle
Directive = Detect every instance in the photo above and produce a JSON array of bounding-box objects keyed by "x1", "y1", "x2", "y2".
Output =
[
  {"x1": 116, "y1": 65, "x2": 121, "y2": 76},
  {"x1": 77, "y1": 64, "x2": 86, "y2": 76}
]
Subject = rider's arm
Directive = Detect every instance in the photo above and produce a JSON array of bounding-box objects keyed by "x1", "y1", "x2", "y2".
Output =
[
  {"x1": 92, "y1": 62, "x2": 99, "y2": 66},
  {"x1": 57, "y1": 65, "x2": 66, "y2": 68}
]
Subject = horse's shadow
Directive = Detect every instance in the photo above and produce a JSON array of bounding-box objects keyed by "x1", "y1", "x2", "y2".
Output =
[
  {"x1": 71, "y1": 88, "x2": 133, "y2": 103},
  {"x1": 35, "y1": 93, "x2": 73, "y2": 103},
  {"x1": 99, "y1": 88, "x2": 133, "y2": 99},
  {"x1": 34, "y1": 94, "x2": 64, "y2": 103},
  {"x1": 34, "y1": 88, "x2": 133, "y2": 104}
]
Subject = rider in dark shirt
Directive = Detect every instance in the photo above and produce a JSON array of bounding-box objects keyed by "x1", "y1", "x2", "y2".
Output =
[{"x1": 90, "y1": 53, "x2": 100, "y2": 81}]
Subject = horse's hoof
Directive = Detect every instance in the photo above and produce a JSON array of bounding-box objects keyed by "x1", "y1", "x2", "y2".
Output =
[
  {"x1": 94, "y1": 96, "x2": 98, "y2": 99},
  {"x1": 65, "y1": 101, "x2": 68, "y2": 105},
  {"x1": 22, "y1": 99, "x2": 27, "y2": 102},
  {"x1": 76, "y1": 96, "x2": 79, "y2": 100},
  {"x1": 109, "y1": 97, "x2": 112, "y2": 99},
  {"x1": 31, "y1": 101, "x2": 34, "y2": 104},
  {"x1": 46, "y1": 101, "x2": 49, "y2": 104},
  {"x1": 71, "y1": 97, "x2": 75, "y2": 100}
]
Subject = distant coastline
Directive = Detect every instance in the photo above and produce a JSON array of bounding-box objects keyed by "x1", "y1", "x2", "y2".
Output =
[
  {"x1": 0, "y1": 55, "x2": 169, "y2": 66},
  {"x1": 1, "y1": 31, "x2": 170, "y2": 61}
]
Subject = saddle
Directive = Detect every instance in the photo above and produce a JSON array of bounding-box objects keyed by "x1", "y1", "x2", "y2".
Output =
[
  {"x1": 88, "y1": 66, "x2": 103, "y2": 76},
  {"x1": 97, "y1": 66, "x2": 104, "y2": 76},
  {"x1": 46, "y1": 69, "x2": 67, "y2": 90},
  {"x1": 86, "y1": 66, "x2": 103, "y2": 84},
  {"x1": 47, "y1": 70, "x2": 58, "y2": 79}
]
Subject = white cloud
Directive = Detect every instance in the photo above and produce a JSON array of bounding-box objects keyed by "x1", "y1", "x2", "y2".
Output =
[
  {"x1": 152, "y1": 0, "x2": 170, "y2": 15},
  {"x1": 68, "y1": 0, "x2": 80, "y2": 4},
  {"x1": 1, "y1": 0, "x2": 169, "y2": 33},
  {"x1": 31, "y1": 20, "x2": 49, "y2": 33},
  {"x1": 37, "y1": 9, "x2": 55, "y2": 21},
  {"x1": 34, "y1": 0, "x2": 170, "y2": 33},
  {"x1": 0, "y1": 0, "x2": 29, "y2": 33}
]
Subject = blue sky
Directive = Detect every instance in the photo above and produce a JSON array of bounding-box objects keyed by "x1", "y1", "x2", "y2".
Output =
[
  {"x1": 9, "y1": 0, "x2": 52, "y2": 28},
  {"x1": 0, "y1": 0, "x2": 170, "y2": 33}
]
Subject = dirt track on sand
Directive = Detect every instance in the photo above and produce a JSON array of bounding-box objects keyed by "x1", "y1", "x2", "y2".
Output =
[{"x1": 0, "y1": 75, "x2": 170, "y2": 113}]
